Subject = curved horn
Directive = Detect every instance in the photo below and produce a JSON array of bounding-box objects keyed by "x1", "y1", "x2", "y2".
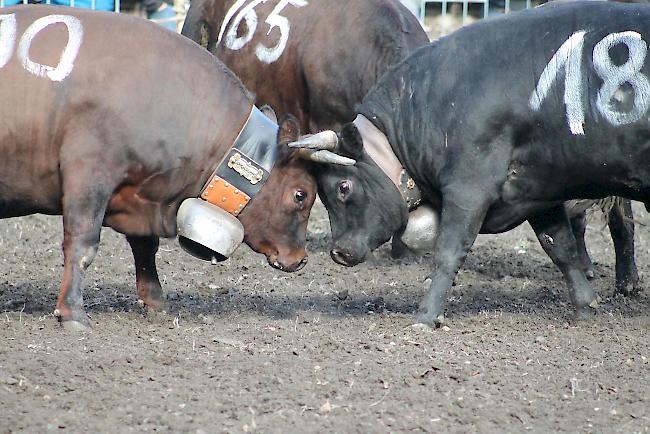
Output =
[
  {"x1": 298, "y1": 149, "x2": 355, "y2": 166},
  {"x1": 288, "y1": 130, "x2": 338, "y2": 150}
]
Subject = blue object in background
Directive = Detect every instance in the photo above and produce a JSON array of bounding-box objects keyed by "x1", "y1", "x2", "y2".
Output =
[
  {"x1": 0, "y1": 0, "x2": 115, "y2": 10},
  {"x1": 52, "y1": 0, "x2": 115, "y2": 10}
]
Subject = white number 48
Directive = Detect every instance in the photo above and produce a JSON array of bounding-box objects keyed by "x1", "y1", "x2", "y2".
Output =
[
  {"x1": 530, "y1": 30, "x2": 650, "y2": 135},
  {"x1": 217, "y1": 0, "x2": 308, "y2": 64}
]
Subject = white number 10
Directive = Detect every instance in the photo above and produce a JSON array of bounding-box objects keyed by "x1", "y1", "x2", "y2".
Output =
[
  {"x1": 530, "y1": 30, "x2": 650, "y2": 135},
  {"x1": 217, "y1": 0, "x2": 308, "y2": 64}
]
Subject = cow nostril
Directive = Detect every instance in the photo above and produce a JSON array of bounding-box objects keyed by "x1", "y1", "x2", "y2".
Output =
[
  {"x1": 294, "y1": 256, "x2": 308, "y2": 271},
  {"x1": 331, "y1": 249, "x2": 348, "y2": 264}
]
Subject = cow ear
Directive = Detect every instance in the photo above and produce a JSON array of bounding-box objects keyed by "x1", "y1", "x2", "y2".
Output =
[
  {"x1": 338, "y1": 122, "x2": 365, "y2": 160},
  {"x1": 259, "y1": 105, "x2": 278, "y2": 124},
  {"x1": 277, "y1": 114, "x2": 301, "y2": 146}
]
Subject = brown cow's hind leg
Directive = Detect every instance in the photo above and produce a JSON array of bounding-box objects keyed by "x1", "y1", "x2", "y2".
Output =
[
  {"x1": 608, "y1": 199, "x2": 640, "y2": 295},
  {"x1": 569, "y1": 211, "x2": 595, "y2": 279},
  {"x1": 127, "y1": 235, "x2": 167, "y2": 311}
]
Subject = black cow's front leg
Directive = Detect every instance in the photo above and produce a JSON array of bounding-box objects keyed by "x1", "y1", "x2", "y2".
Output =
[
  {"x1": 529, "y1": 205, "x2": 598, "y2": 319},
  {"x1": 415, "y1": 192, "x2": 490, "y2": 326},
  {"x1": 569, "y1": 211, "x2": 595, "y2": 279},
  {"x1": 127, "y1": 235, "x2": 167, "y2": 311},
  {"x1": 607, "y1": 199, "x2": 640, "y2": 295}
]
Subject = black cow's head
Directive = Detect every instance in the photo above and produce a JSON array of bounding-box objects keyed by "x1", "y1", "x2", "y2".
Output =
[{"x1": 292, "y1": 123, "x2": 408, "y2": 266}]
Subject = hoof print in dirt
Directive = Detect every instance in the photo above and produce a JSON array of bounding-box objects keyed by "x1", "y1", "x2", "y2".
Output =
[
  {"x1": 335, "y1": 289, "x2": 349, "y2": 300},
  {"x1": 365, "y1": 297, "x2": 386, "y2": 313}
]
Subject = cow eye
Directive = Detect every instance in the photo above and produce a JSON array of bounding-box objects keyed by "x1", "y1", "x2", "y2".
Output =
[
  {"x1": 337, "y1": 180, "x2": 352, "y2": 200},
  {"x1": 294, "y1": 189, "x2": 307, "y2": 204}
]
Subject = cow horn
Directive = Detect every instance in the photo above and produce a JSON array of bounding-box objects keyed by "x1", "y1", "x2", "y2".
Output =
[
  {"x1": 288, "y1": 131, "x2": 338, "y2": 150},
  {"x1": 298, "y1": 149, "x2": 356, "y2": 166}
]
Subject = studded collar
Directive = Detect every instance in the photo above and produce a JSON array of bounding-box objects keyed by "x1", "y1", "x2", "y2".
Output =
[{"x1": 353, "y1": 115, "x2": 422, "y2": 211}]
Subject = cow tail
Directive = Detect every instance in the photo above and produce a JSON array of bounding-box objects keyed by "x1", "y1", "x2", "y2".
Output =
[
  {"x1": 180, "y1": 2, "x2": 214, "y2": 51},
  {"x1": 567, "y1": 197, "x2": 639, "y2": 229}
]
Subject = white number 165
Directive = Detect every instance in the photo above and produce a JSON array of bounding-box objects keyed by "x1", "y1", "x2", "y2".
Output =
[{"x1": 217, "y1": 0, "x2": 308, "y2": 64}]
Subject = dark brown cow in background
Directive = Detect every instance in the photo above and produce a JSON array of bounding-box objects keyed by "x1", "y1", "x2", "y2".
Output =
[
  {"x1": 0, "y1": 6, "x2": 333, "y2": 330},
  {"x1": 181, "y1": 0, "x2": 430, "y2": 133}
]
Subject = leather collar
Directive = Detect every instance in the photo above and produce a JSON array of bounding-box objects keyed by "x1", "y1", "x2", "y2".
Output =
[
  {"x1": 353, "y1": 115, "x2": 422, "y2": 211},
  {"x1": 200, "y1": 106, "x2": 279, "y2": 216}
]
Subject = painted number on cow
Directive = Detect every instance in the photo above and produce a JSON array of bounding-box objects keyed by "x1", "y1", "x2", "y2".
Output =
[
  {"x1": 217, "y1": 0, "x2": 308, "y2": 64},
  {"x1": 530, "y1": 31, "x2": 650, "y2": 134},
  {"x1": 0, "y1": 14, "x2": 83, "y2": 82}
]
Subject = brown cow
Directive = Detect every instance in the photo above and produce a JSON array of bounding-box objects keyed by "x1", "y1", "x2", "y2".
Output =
[
  {"x1": 0, "y1": 5, "x2": 344, "y2": 330},
  {"x1": 181, "y1": 0, "x2": 430, "y2": 133}
]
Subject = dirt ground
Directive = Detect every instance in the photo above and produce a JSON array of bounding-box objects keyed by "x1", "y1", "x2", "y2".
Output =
[{"x1": 0, "y1": 200, "x2": 648, "y2": 433}]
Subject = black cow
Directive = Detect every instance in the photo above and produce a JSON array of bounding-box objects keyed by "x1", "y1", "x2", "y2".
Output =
[{"x1": 292, "y1": 2, "x2": 650, "y2": 325}]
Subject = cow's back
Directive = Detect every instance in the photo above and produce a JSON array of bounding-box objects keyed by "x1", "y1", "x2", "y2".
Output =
[
  {"x1": 182, "y1": 0, "x2": 429, "y2": 132},
  {"x1": 360, "y1": 1, "x2": 650, "y2": 188},
  {"x1": 0, "y1": 6, "x2": 252, "y2": 222}
]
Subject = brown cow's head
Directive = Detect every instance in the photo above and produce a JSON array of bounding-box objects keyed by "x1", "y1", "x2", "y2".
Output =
[{"x1": 237, "y1": 109, "x2": 354, "y2": 272}]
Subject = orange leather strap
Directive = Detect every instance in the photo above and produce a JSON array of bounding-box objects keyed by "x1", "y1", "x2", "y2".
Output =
[{"x1": 200, "y1": 176, "x2": 251, "y2": 216}]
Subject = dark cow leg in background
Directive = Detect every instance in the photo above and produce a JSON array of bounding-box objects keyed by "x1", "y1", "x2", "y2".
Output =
[
  {"x1": 54, "y1": 166, "x2": 114, "y2": 331},
  {"x1": 528, "y1": 205, "x2": 598, "y2": 319},
  {"x1": 569, "y1": 211, "x2": 595, "y2": 279},
  {"x1": 415, "y1": 192, "x2": 491, "y2": 327},
  {"x1": 390, "y1": 233, "x2": 413, "y2": 259},
  {"x1": 608, "y1": 199, "x2": 640, "y2": 295},
  {"x1": 127, "y1": 235, "x2": 167, "y2": 310}
]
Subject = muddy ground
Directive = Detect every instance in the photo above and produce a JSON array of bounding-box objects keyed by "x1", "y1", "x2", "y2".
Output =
[{"x1": 0, "y1": 200, "x2": 649, "y2": 433}]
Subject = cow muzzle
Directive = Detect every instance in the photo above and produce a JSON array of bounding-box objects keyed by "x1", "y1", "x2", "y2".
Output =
[
  {"x1": 176, "y1": 198, "x2": 244, "y2": 263},
  {"x1": 267, "y1": 249, "x2": 308, "y2": 273},
  {"x1": 330, "y1": 247, "x2": 365, "y2": 267}
]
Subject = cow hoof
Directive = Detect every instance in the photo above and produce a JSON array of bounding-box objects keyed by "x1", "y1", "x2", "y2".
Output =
[
  {"x1": 54, "y1": 307, "x2": 91, "y2": 331},
  {"x1": 138, "y1": 297, "x2": 169, "y2": 313},
  {"x1": 62, "y1": 319, "x2": 92, "y2": 332},
  {"x1": 414, "y1": 312, "x2": 445, "y2": 328},
  {"x1": 574, "y1": 303, "x2": 598, "y2": 321},
  {"x1": 615, "y1": 280, "x2": 642, "y2": 297}
]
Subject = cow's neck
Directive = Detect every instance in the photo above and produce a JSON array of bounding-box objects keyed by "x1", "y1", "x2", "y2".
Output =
[
  {"x1": 353, "y1": 115, "x2": 422, "y2": 211},
  {"x1": 199, "y1": 106, "x2": 279, "y2": 217}
]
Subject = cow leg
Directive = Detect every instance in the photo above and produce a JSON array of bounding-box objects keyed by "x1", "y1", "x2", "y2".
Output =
[
  {"x1": 569, "y1": 211, "x2": 595, "y2": 279},
  {"x1": 390, "y1": 233, "x2": 412, "y2": 259},
  {"x1": 127, "y1": 235, "x2": 168, "y2": 310},
  {"x1": 608, "y1": 199, "x2": 640, "y2": 295},
  {"x1": 528, "y1": 205, "x2": 598, "y2": 319},
  {"x1": 415, "y1": 192, "x2": 490, "y2": 326},
  {"x1": 55, "y1": 177, "x2": 112, "y2": 331}
]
